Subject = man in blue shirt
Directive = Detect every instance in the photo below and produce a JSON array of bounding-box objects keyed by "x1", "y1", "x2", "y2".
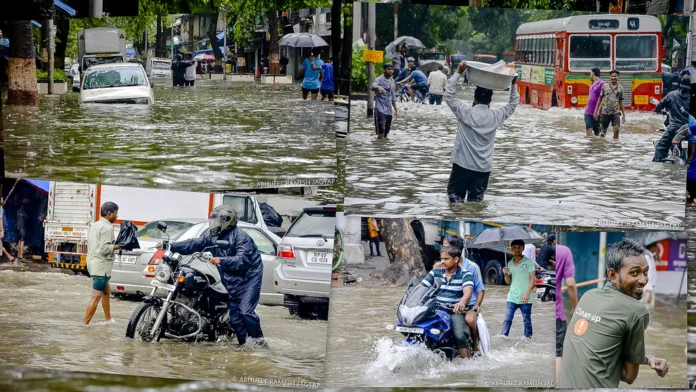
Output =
[
  {"x1": 421, "y1": 245, "x2": 475, "y2": 358},
  {"x1": 435, "y1": 234, "x2": 485, "y2": 354},
  {"x1": 371, "y1": 63, "x2": 398, "y2": 140},
  {"x1": 399, "y1": 65, "x2": 429, "y2": 102},
  {"x1": 395, "y1": 57, "x2": 415, "y2": 83},
  {"x1": 300, "y1": 48, "x2": 324, "y2": 100},
  {"x1": 320, "y1": 57, "x2": 334, "y2": 102}
]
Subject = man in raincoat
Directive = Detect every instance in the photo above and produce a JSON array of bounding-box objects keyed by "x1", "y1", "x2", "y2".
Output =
[
  {"x1": 653, "y1": 78, "x2": 691, "y2": 162},
  {"x1": 159, "y1": 205, "x2": 266, "y2": 347}
]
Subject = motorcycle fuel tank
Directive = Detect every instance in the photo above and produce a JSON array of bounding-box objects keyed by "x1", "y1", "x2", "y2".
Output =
[{"x1": 182, "y1": 267, "x2": 210, "y2": 291}]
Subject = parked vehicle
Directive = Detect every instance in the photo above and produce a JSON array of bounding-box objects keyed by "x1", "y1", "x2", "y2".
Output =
[
  {"x1": 535, "y1": 270, "x2": 556, "y2": 302},
  {"x1": 69, "y1": 63, "x2": 80, "y2": 92},
  {"x1": 274, "y1": 205, "x2": 336, "y2": 320},
  {"x1": 146, "y1": 57, "x2": 172, "y2": 78},
  {"x1": 419, "y1": 51, "x2": 450, "y2": 75},
  {"x1": 77, "y1": 27, "x2": 127, "y2": 78},
  {"x1": 79, "y1": 63, "x2": 154, "y2": 104}
]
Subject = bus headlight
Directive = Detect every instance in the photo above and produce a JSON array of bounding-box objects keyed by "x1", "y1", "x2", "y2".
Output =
[{"x1": 571, "y1": 96, "x2": 578, "y2": 104}]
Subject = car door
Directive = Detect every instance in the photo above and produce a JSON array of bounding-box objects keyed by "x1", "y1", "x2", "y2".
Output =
[{"x1": 239, "y1": 227, "x2": 282, "y2": 306}]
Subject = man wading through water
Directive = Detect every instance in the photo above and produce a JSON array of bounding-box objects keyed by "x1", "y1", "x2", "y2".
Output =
[
  {"x1": 83, "y1": 202, "x2": 120, "y2": 324},
  {"x1": 445, "y1": 61, "x2": 519, "y2": 203},
  {"x1": 559, "y1": 238, "x2": 669, "y2": 388},
  {"x1": 372, "y1": 63, "x2": 398, "y2": 140}
]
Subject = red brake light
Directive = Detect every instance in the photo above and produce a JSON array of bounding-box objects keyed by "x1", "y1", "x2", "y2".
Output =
[
  {"x1": 149, "y1": 249, "x2": 164, "y2": 265},
  {"x1": 535, "y1": 279, "x2": 543, "y2": 284},
  {"x1": 278, "y1": 245, "x2": 295, "y2": 259}
]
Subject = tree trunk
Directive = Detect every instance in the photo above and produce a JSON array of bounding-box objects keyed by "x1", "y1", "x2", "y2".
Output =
[
  {"x1": 54, "y1": 17, "x2": 69, "y2": 70},
  {"x1": 331, "y1": 0, "x2": 341, "y2": 93},
  {"x1": 376, "y1": 218, "x2": 426, "y2": 286},
  {"x1": 339, "y1": 0, "x2": 352, "y2": 96},
  {"x1": 6, "y1": 21, "x2": 38, "y2": 106},
  {"x1": 208, "y1": 12, "x2": 222, "y2": 72},
  {"x1": 266, "y1": 10, "x2": 280, "y2": 75},
  {"x1": 155, "y1": 14, "x2": 163, "y2": 57},
  {"x1": 188, "y1": 16, "x2": 194, "y2": 53}
]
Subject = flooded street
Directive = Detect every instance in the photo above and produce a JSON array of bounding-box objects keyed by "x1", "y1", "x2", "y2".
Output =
[
  {"x1": 0, "y1": 269, "x2": 327, "y2": 386},
  {"x1": 3, "y1": 79, "x2": 337, "y2": 191},
  {"x1": 324, "y1": 285, "x2": 555, "y2": 388},
  {"x1": 345, "y1": 88, "x2": 684, "y2": 228}
]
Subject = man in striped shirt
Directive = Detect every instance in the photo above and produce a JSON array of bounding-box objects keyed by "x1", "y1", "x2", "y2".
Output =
[{"x1": 421, "y1": 246, "x2": 475, "y2": 358}]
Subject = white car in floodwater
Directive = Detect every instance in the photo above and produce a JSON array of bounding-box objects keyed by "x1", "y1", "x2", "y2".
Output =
[{"x1": 79, "y1": 62, "x2": 154, "y2": 104}]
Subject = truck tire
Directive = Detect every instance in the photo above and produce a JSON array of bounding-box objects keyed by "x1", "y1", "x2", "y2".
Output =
[{"x1": 483, "y1": 260, "x2": 504, "y2": 285}]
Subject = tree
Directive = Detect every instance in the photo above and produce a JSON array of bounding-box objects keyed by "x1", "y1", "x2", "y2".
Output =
[
  {"x1": 6, "y1": 21, "x2": 39, "y2": 106},
  {"x1": 376, "y1": 218, "x2": 426, "y2": 285},
  {"x1": 483, "y1": 0, "x2": 578, "y2": 10}
]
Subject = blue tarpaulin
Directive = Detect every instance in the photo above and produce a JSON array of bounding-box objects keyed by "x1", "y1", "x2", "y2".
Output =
[
  {"x1": 126, "y1": 48, "x2": 137, "y2": 57},
  {"x1": 23, "y1": 180, "x2": 50, "y2": 195},
  {"x1": 191, "y1": 47, "x2": 227, "y2": 58},
  {"x1": 31, "y1": 21, "x2": 42, "y2": 28}
]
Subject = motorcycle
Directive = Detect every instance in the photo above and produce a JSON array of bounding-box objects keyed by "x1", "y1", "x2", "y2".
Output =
[
  {"x1": 650, "y1": 97, "x2": 688, "y2": 165},
  {"x1": 535, "y1": 270, "x2": 556, "y2": 302},
  {"x1": 387, "y1": 276, "x2": 490, "y2": 360},
  {"x1": 125, "y1": 221, "x2": 236, "y2": 343}
]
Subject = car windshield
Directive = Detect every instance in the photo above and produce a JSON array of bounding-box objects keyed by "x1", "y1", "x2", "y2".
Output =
[
  {"x1": 153, "y1": 61, "x2": 170, "y2": 69},
  {"x1": 285, "y1": 210, "x2": 335, "y2": 238},
  {"x1": 136, "y1": 221, "x2": 196, "y2": 240},
  {"x1": 82, "y1": 66, "x2": 148, "y2": 90}
]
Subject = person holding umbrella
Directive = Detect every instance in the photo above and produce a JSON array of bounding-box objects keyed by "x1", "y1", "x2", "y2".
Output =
[
  {"x1": 501, "y1": 239, "x2": 536, "y2": 339},
  {"x1": 299, "y1": 48, "x2": 325, "y2": 101}
]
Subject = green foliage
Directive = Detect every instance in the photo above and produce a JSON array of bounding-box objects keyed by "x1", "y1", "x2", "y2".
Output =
[
  {"x1": 36, "y1": 68, "x2": 66, "y2": 82},
  {"x1": 658, "y1": 14, "x2": 689, "y2": 62},
  {"x1": 352, "y1": 43, "x2": 377, "y2": 93}
]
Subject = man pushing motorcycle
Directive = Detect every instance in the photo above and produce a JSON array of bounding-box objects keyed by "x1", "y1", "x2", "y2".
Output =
[{"x1": 157, "y1": 205, "x2": 266, "y2": 347}]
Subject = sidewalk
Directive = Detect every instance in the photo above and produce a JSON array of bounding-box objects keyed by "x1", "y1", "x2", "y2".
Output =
[{"x1": 334, "y1": 241, "x2": 394, "y2": 287}]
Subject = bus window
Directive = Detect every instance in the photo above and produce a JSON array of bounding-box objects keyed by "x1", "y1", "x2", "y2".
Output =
[
  {"x1": 615, "y1": 35, "x2": 658, "y2": 72},
  {"x1": 568, "y1": 35, "x2": 611, "y2": 71},
  {"x1": 546, "y1": 37, "x2": 553, "y2": 65}
]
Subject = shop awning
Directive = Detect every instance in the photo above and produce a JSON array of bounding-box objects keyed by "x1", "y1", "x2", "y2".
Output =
[
  {"x1": 22, "y1": 179, "x2": 50, "y2": 195},
  {"x1": 31, "y1": 21, "x2": 42, "y2": 28},
  {"x1": 55, "y1": 0, "x2": 77, "y2": 16}
]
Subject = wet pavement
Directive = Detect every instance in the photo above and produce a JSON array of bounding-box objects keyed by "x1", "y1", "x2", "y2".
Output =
[
  {"x1": 345, "y1": 89, "x2": 685, "y2": 228},
  {"x1": 0, "y1": 268, "x2": 327, "y2": 386},
  {"x1": 3, "y1": 79, "x2": 337, "y2": 191},
  {"x1": 324, "y1": 285, "x2": 555, "y2": 388}
]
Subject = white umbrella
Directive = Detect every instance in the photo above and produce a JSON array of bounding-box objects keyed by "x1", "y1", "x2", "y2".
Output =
[
  {"x1": 466, "y1": 226, "x2": 545, "y2": 249},
  {"x1": 278, "y1": 33, "x2": 329, "y2": 48},
  {"x1": 385, "y1": 36, "x2": 425, "y2": 57}
]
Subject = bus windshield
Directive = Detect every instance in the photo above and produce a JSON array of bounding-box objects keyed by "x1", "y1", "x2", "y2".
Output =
[
  {"x1": 615, "y1": 35, "x2": 658, "y2": 72},
  {"x1": 568, "y1": 35, "x2": 611, "y2": 71}
]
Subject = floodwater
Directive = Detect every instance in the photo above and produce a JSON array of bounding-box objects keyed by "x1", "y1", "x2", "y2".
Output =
[
  {"x1": 3, "y1": 79, "x2": 337, "y2": 191},
  {"x1": 566, "y1": 285, "x2": 688, "y2": 388},
  {"x1": 324, "y1": 285, "x2": 556, "y2": 388},
  {"x1": 345, "y1": 86, "x2": 685, "y2": 228},
  {"x1": 0, "y1": 269, "x2": 327, "y2": 386}
]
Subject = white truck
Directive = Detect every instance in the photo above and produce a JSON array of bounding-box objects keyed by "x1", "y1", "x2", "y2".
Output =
[
  {"x1": 146, "y1": 56, "x2": 172, "y2": 78},
  {"x1": 44, "y1": 181, "x2": 313, "y2": 274},
  {"x1": 77, "y1": 28, "x2": 127, "y2": 77}
]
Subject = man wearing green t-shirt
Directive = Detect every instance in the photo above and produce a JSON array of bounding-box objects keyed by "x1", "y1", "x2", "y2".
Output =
[
  {"x1": 502, "y1": 239, "x2": 536, "y2": 339},
  {"x1": 559, "y1": 238, "x2": 669, "y2": 388}
]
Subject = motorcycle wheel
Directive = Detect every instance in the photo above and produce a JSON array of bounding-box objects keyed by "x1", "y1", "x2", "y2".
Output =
[{"x1": 126, "y1": 302, "x2": 166, "y2": 342}]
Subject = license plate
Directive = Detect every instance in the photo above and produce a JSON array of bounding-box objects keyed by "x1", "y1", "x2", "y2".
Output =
[
  {"x1": 577, "y1": 95, "x2": 588, "y2": 105},
  {"x1": 537, "y1": 288, "x2": 545, "y2": 296},
  {"x1": 682, "y1": 140, "x2": 689, "y2": 149},
  {"x1": 150, "y1": 280, "x2": 175, "y2": 291},
  {"x1": 395, "y1": 326, "x2": 424, "y2": 334},
  {"x1": 118, "y1": 255, "x2": 138, "y2": 264},
  {"x1": 62, "y1": 227, "x2": 73, "y2": 232},
  {"x1": 634, "y1": 95, "x2": 648, "y2": 105},
  {"x1": 309, "y1": 251, "x2": 332, "y2": 264}
]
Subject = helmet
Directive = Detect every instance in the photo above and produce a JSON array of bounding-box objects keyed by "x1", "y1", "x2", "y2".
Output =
[
  {"x1": 209, "y1": 205, "x2": 238, "y2": 236},
  {"x1": 407, "y1": 57, "x2": 415, "y2": 62}
]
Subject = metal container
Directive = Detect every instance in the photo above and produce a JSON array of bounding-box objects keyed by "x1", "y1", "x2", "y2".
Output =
[{"x1": 465, "y1": 61, "x2": 517, "y2": 91}]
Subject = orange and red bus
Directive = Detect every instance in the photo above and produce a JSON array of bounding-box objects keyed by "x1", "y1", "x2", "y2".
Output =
[{"x1": 513, "y1": 14, "x2": 666, "y2": 111}]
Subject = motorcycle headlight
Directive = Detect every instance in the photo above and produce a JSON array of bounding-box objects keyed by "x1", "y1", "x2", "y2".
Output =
[{"x1": 155, "y1": 264, "x2": 172, "y2": 282}]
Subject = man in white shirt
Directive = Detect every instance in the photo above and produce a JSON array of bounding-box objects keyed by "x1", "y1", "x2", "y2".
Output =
[
  {"x1": 523, "y1": 244, "x2": 537, "y2": 263},
  {"x1": 428, "y1": 64, "x2": 448, "y2": 105}
]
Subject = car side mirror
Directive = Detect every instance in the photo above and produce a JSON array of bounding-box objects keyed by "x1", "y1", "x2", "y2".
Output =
[
  {"x1": 157, "y1": 221, "x2": 167, "y2": 232},
  {"x1": 216, "y1": 240, "x2": 230, "y2": 249}
]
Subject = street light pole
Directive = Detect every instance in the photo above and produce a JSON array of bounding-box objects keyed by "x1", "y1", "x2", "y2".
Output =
[
  {"x1": 48, "y1": 19, "x2": 54, "y2": 95},
  {"x1": 223, "y1": 8, "x2": 227, "y2": 81},
  {"x1": 89, "y1": 0, "x2": 102, "y2": 18},
  {"x1": 367, "y1": 1, "x2": 375, "y2": 117}
]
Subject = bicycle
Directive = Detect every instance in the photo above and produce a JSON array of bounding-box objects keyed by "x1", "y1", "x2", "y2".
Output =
[{"x1": 397, "y1": 83, "x2": 429, "y2": 104}]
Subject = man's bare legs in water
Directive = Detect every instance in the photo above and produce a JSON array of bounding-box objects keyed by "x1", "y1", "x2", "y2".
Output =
[{"x1": 83, "y1": 283, "x2": 112, "y2": 324}]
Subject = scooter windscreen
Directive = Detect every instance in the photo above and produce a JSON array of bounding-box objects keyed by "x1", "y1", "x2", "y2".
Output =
[{"x1": 397, "y1": 277, "x2": 441, "y2": 326}]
